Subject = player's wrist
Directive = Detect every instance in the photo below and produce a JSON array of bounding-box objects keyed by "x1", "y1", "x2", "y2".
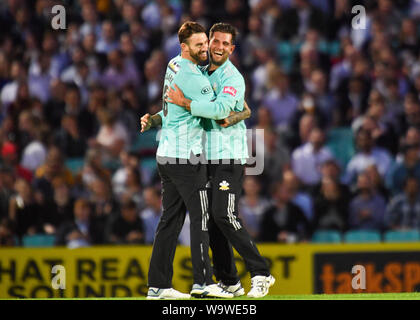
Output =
[{"x1": 184, "y1": 99, "x2": 192, "y2": 111}]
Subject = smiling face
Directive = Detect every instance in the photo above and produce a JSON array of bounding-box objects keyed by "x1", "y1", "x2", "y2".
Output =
[
  {"x1": 209, "y1": 31, "x2": 235, "y2": 66},
  {"x1": 182, "y1": 32, "x2": 208, "y2": 64}
]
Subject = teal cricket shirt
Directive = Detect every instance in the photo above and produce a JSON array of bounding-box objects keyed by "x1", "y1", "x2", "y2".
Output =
[
  {"x1": 156, "y1": 55, "x2": 229, "y2": 159},
  {"x1": 190, "y1": 59, "x2": 248, "y2": 163}
]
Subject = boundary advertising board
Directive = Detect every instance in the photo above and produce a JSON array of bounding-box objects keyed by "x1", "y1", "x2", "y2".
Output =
[{"x1": 1, "y1": 243, "x2": 419, "y2": 298}]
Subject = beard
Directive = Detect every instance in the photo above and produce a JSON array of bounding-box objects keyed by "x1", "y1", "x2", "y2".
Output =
[{"x1": 189, "y1": 48, "x2": 208, "y2": 65}]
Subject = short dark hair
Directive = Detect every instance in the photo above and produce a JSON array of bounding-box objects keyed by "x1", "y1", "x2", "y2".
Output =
[
  {"x1": 178, "y1": 21, "x2": 206, "y2": 44},
  {"x1": 209, "y1": 22, "x2": 238, "y2": 44},
  {"x1": 121, "y1": 199, "x2": 137, "y2": 210}
]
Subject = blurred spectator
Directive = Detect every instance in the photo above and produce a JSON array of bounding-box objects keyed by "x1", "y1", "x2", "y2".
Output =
[
  {"x1": 385, "y1": 177, "x2": 420, "y2": 230},
  {"x1": 101, "y1": 49, "x2": 140, "y2": 90},
  {"x1": 241, "y1": 13, "x2": 270, "y2": 70},
  {"x1": 41, "y1": 177, "x2": 74, "y2": 235},
  {"x1": 0, "y1": 218, "x2": 15, "y2": 246},
  {"x1": 107, "y1": 89, "x2": 139, "y2": 144},
  {"x1": 1, "y1": 60, "x2": 30, "y2": 107},
  {"x1": 259, "y1": 181, "x2": 310, "y2": 243},
  {"x1": 238, "y1": 176, "x2": 271, "y2": 239},
  {"x1": 256, "y1": 128, "x2": 290, "y2": 188},
  {"x1": 88, "y1": 178, "x2": 119, "y2": 231},
  {"x1": 262, "y1": 68, "x2": 299, "y2": 130},
  {"x1": 344, "y1": 129, "x2": 393, "y2": 187},
  {"x1": 94, "y1": 108, "x2": 129, "y2": 160},
  {"x1": 20, "y1": 118, "x2": 49, "y2": 173},
  {"x1": 396, "y1": 94, "x2": 420, "y2": 136},
  {"x1": 287, "y1": 95, "x2": 327, "y2": 150},
  {"x1": 79, "y1": 3, "x2": 102, "y2": 38},
  {"x1": 55, "y1": 198, "x2": 103, "y2": 248},
  {"x1": 291, "y1": 127, "x2": 334, "y2": 187},
  {"x1": 118, "y1": 167, "x2": 144, "y2": 209},
  {"x1": 313, "y1": 176, "x2": 350, "y2": 232},
  {"x1": 386, "y1": 142, "x2": 420, "y2": 196},
  {"x1": 43, "y1": 79, "x2": 66, "y2": 130},
  {"x1": 364, "y1": 164, "x2": 389, "y2": 200},
  {"x1": 96, "y1": 20, "x2": 120, "y2": 54},
  {"x1": 348, "y1": 172, "x2": 387, "y2": 230},
  {"x1": 189, "y1": 0, "x2": 211, "y2": 31},
  {"x1": 138, "y1": 52, "x2": 165, "y2": 107},
  {"x1": 274, "y1": 0, "x2": 328, "y2": 41},
  {"x1": 78, "y1": 147, "x2": 111, "y2": 190},
  {"x1": 0, "y1": 165, "x2": 15, "y2": 217},
  {"x1": 112, "y1": 151, "x2": 139, "y2": 196},
  {"x1": 307, "y1": 68, "x2": 335, "y2": 124},
  {"x1": 282, "y1": 169, "x2": 314, "y2": 223},
  {"x1": 8, "y1": 178, "x2": 42, "y2": 240},
  {"x1": 105, "y1": 199, "x2": 144, "y2": 245},
  {"x1": 140, "y1": 186, "x2": 162, "y2": 244},
  {"x1": 329, "y1": 43, "x2": 359, "y2": 92},
  {"x1": 1, "y1": 141, "x2": 32, "y2": 182},
  {"x1": 54, "y1": 114, "x2": 88, "y2": 158},
  {"x1": 352, "y1": 94, "x2": 399, "y2": 154},
  {"x1": 32, "y1": 146, "x2": 74, "y2": 209}
]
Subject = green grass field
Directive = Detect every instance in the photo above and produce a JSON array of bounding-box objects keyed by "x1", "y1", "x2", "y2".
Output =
[{"x1": 14, "y1": 292, "x2": 420, "y2": 300}]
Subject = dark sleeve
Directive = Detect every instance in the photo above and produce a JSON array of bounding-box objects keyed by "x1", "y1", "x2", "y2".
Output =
[
  {"x1": 258, "y1": 206, "x2": 278, "y2": 242},
  {"x1": 54, "y1": 221, "x2": 73, "y2": 246},
  {"x1": 290, "y1": 203, "x2": 311, "y2": 240}
]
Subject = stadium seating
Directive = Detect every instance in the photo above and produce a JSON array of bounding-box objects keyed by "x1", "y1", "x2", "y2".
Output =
[
  {"x1": 326, "y1": 127, "x2": 355, "y2": 169},
  {"x1": 311, "y1": 230, "x2": 342, "y2": 243},
  {"x1": 343, "y1": 230, "x2": 382, "y2": 243},
  {"x1": 384, "y1": 230, "x2": 420, "y2": 242},
  {"x1": 130, "y1": 128, "x2": 159, "y2": 153},
  {"x1": 22, "y1": 234, "x2": 56, "y2": 247}
]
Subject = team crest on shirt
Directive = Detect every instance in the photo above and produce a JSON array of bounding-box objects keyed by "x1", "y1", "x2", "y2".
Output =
[
  {"x1": 219, "y1": 180, "x2": 230, "y2": 191},
  {"x1": 168, "y1": 61, "x2": 180, "y2": 74}
]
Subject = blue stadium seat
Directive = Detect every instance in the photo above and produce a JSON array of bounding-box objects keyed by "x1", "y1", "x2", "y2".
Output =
[
  {"x1": 130, "y1": 128, "x2": 159, "y2": 153},
  {"x1": 384, "y1": 230, "x2": 420, "y2": 243},
  {"x1": 328, "y1": 40, "x2": 341, "y2": 57},
  {"x1": 22, "y1": 234, "x2": 56, "y2": 247},
  {"x1": 276, "y1": 41, "x2": 295, "y2": 73},
  {"x1": 312, "y1": 230, "x2": 342, "y2": 243},
  {"x1": 326, "y1": 127, "x2": 355, "y2": 168},
  {"x1": 65, "y1": 157, "x2": 85, "y2": 175},
  {"x1": 344, "y1": 230, "x2": 382, "y2": 243}
]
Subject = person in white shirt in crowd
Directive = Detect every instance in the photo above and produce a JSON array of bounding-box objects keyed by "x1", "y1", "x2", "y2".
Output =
[
  {"x1": 96, "y1": 20, "x2": 120, "y2": 54},
  {"x1": 262, "y1": 67, "x2": 299, "y2": 131},
  {"x1": 344, "y1": 128, "x2": 393, "y2": 187},
  {"x1": 94, "y1": 108, "x2": 129, "y2": 160},
  {"x1": 291, "y1": 127, "x2": 334, "y2": 188}
]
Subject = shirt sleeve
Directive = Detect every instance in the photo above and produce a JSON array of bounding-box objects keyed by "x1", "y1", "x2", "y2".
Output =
[{"x1": 190, "y1": 77, "x2": 245, "y2": 120}]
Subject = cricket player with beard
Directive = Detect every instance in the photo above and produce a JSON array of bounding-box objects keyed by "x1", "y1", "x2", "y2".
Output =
[{"x1": 143, "y1": 21, "x2": 234, "y2": 300}]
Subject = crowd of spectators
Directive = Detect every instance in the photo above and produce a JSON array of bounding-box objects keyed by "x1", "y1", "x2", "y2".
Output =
[{"x1": 1, "y1": 0, "x2": 420, "y2": 247}]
